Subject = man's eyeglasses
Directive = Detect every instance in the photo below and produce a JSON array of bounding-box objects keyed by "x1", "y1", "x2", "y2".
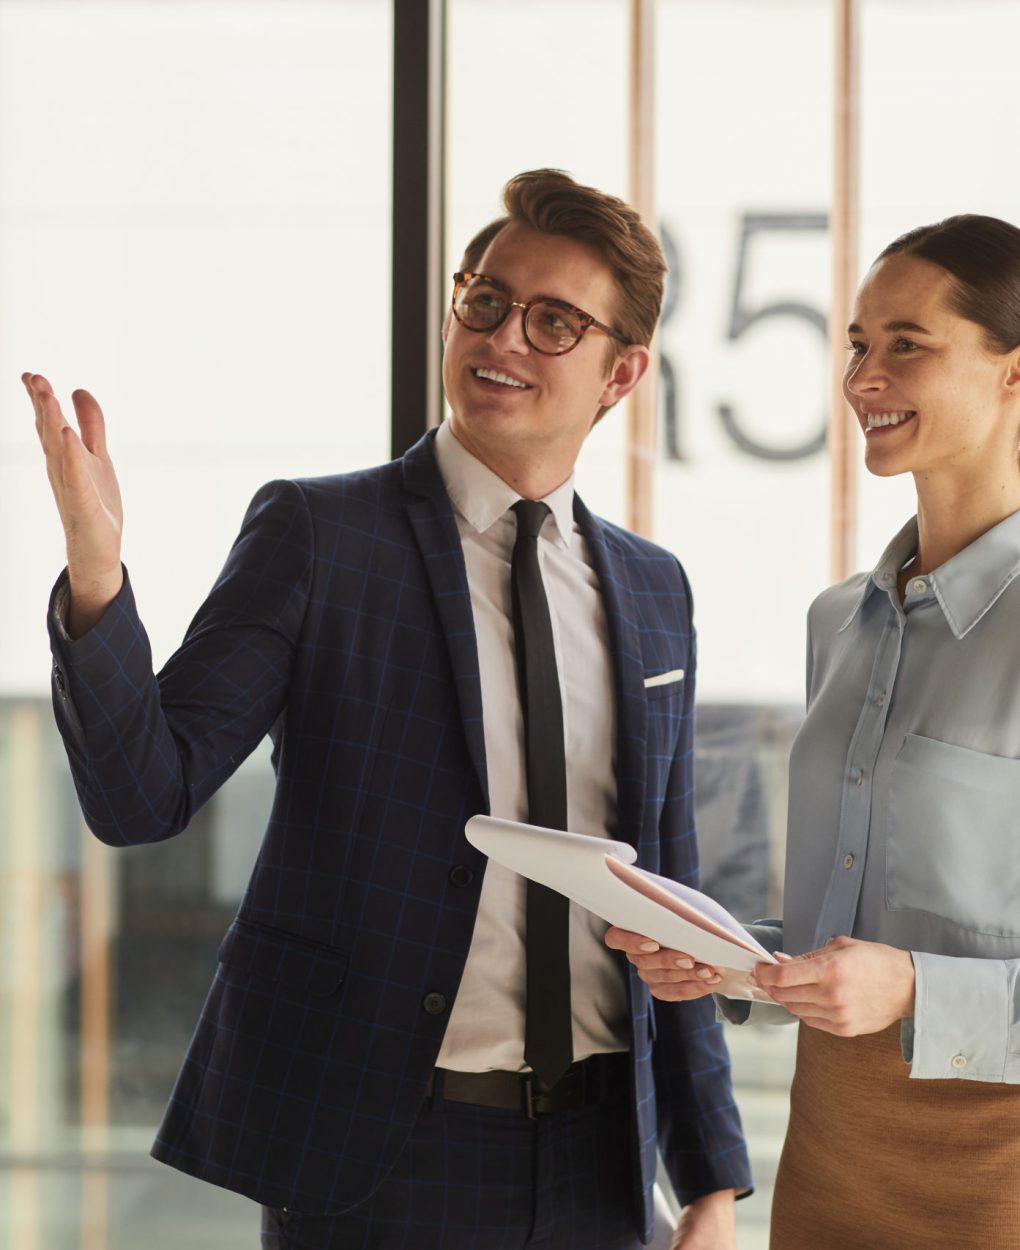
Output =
[{"x1": 450, "y1": 272, "x2": 630, "y2": 356}]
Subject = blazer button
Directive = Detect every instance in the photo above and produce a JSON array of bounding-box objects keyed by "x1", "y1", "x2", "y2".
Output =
[
  {"x1": 449, "y1": 865, "x2": 474, "y2": 888},
  {"x1": 422, "y1": 992, "x2": 447, "y2": 1016}
]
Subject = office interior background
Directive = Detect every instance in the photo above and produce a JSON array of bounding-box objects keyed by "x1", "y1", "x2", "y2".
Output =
[{"x1": 2, "y1": 1, "x2": 1018, "y2": 1246}]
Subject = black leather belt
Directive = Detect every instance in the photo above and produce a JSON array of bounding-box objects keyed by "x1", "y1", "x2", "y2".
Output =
[{"x1": 426, "y1": 1052, "x2": 628, "y2": 1119}]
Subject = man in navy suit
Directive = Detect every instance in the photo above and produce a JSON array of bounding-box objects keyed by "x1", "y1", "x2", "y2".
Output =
[{"x1": 26, "y1": 169, "x2": 750, "y2": 1249}]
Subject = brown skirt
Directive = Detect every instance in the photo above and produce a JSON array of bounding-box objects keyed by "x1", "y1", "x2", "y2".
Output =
[{"x1": 770, "y1": 1022, "x2": 1020, "y2": 1250}]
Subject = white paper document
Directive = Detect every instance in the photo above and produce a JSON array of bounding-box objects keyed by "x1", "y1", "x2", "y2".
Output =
[{"x1": 464, "y1": 815, "x2": 776, "y2": 1002}]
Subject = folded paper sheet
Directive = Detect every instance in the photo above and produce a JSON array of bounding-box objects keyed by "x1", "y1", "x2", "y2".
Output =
[{"x1": 464, "y1": 815, "x2": 776, "y2": 1002}]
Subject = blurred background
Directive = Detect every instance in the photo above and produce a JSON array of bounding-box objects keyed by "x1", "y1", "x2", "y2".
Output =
[{"x1": 2, "y1": 1, "x2": 1018, "y2": 1245}]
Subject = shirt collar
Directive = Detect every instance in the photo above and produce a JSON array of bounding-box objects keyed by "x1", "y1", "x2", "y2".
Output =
[
  {"x1": 433, "y1": 420, "x2": 575, "y2": 546},
  {"x1": 840, "y1": 509, "x2": 1020, "y2": 638}
]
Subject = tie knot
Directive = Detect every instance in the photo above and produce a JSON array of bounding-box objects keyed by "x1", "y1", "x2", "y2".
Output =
[{"x1": 512, "y1": 499, "x2": 550, "y2": 540}]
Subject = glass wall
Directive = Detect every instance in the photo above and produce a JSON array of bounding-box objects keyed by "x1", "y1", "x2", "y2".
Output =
[
  {"x1": 855, "y1": 0, "x2": 1020, "y2": 562},
  {"x1": 446, "y1": 0, "x2": 632, "y2": 522},
  {"x1": 0, "y1": 1, "x2": 392, "y2": 1245},
  {"x1": 654, "y1": 3, "x2": 834, "y2": 1235}
]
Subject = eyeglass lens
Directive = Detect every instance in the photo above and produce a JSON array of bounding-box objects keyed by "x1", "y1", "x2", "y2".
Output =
[{"x1": 454, "y1": 278, "x2": 583, "y2": 354}]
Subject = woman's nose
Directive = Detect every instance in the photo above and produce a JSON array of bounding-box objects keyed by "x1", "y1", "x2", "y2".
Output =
[{"x1": 844, "y1": 352, "x2": 884, "y2": 395}]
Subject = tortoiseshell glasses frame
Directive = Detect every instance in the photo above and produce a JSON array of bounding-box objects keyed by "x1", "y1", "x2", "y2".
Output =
[{"x1": 451, "y1": 271, "x2": 631, "y2": 356}]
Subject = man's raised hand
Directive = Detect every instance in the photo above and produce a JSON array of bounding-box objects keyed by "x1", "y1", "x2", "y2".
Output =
[{"x1": 24, "y1": 373, "x2": 124, "y2": 635}]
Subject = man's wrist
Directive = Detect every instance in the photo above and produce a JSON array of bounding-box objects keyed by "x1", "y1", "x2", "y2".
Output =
[
  {"x1": 685, "y1": 1188, "x2": 737, "y2": 1208},
  {"x1": 66, "y1": 565, "x2": 123, "y2": 638}
]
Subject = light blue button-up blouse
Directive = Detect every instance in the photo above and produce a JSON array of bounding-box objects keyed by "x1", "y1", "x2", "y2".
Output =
[{"x1": 725, "y1": 509, "x2": 1020, "y2": 1084}]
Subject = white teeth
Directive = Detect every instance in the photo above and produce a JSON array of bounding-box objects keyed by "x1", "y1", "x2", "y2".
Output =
[
  {"x1": 475, "y1": 367, "x2": 527, "y2": 389},
  {"x1": 867, "y1": 411, "x2": 915, "y2": 429}
]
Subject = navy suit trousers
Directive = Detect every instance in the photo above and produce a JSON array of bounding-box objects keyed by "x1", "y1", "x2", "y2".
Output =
[{"x1": 260, "y1": 1078, "x2": 644, "y2": 1250}]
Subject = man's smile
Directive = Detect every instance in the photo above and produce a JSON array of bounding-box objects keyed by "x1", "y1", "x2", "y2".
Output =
[{"x1": 472, "y1": 366, "x2": 532, "y2": 390}]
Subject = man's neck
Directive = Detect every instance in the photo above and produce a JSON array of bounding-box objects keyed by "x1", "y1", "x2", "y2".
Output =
[{"x1": 446, "y1": 420, "x2": 577, "y2": 500}]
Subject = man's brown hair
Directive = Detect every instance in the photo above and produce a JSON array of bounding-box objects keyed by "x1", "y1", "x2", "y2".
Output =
[{"x1": 460, "y1": 168, "x2": 666, "y2": 351}]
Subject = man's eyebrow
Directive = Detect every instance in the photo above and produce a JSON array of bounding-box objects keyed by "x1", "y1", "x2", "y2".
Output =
[{"x1": 847, "y1": 319, "x2": 933, "y2": 335}]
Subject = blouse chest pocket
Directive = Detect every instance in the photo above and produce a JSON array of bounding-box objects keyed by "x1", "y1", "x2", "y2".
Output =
[{"x1": 886, "y1": 733, "x2": 1020, "y2": 938}]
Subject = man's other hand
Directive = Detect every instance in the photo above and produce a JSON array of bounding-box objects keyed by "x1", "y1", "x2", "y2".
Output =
[
  {"x1": 604, "y1": 927, "x2": 720, "y2": 1001},
  {"x1": 671, "y1": 1188, "x2": 737, "y2": 1249}
]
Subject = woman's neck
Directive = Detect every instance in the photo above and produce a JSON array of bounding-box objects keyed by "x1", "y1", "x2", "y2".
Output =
[{"x1": 912, "y1": 464, "x2": 1020, "y2": 574}]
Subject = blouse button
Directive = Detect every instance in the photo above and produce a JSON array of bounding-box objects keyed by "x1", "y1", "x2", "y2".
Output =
[
  {"x1": 874, "y1": 692, "x2": 886, "y2": 708},
  {"x1": 912, "y1": 577, "x2": 928, "y2": 593},
  {"x1": 843, "y1": 854, "x2": 855, "y2": 869},
  {"x1": 951, "y1": 1053, "x2": 968, "y2": 1070},
  {"x1": 853, "y1": 768, "x2": 865, "y2": 786}
]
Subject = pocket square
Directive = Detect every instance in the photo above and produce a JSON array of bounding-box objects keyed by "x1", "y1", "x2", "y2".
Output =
[{"x1": 644, "y1": 668, "x2": 685, "y2": 689}]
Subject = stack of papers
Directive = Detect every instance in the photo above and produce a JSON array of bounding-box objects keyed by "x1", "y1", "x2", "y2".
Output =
[{"x1": 464, "y1": 815, "x2": 776, "y2": 1002}]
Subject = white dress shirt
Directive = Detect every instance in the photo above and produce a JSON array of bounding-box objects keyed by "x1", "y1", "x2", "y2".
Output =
[{"x1": 432, "y1": 420, "x2": 629, "y2": 1073}]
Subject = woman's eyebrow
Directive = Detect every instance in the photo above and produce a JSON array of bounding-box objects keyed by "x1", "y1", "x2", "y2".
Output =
[{"x1": 847, "y1": 319, "x2": 933, "y2": 335}]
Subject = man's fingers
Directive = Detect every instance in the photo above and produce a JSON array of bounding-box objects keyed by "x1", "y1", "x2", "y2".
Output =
[
  {"x1": 603, "y1": 930, "x2": 723, "y2": 991},
  {"x1": 25, "y1": 373, "x2": 70, "y2": 447},
  {"x1": 645, "y1": 978, "x2": 717, "y2": 1003},
  {"x1": 605, "y1": 926, "x2": 660, "y2": 954},
  {"x1": 71, "y1": 388, "x2": 109, "y2": 459},
  {"x1": 604, "y1": 927, "x2": 703, "y2": 969},
  {"x1": 59, "y1": 424, "x2": 96, "y2": 501}
]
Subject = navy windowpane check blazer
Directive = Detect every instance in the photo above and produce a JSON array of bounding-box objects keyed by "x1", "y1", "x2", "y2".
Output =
[{"x1": 48, "y1": 430, "x2": 751, "y2": 1239}]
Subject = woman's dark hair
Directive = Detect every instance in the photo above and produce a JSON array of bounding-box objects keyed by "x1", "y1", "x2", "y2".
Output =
[{"x1": 878, "y1": 214, "x2": 1020, "y2": 353}]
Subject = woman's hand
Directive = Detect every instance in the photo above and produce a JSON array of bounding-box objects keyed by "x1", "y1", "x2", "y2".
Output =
[
  {"x1": 604, "y1": 927, "x2": 721, "y2": 1002},
  {"x1": 752, "y1": 935, "x2": 915, "y2": 1036},
  {"x1": 24, "y1": 372, "x2": 124, "y2": 635}
]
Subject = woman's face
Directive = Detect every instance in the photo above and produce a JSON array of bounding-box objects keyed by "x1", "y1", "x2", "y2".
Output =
[{"x1": 843, "y1": 252, "x2": 1020, "y2": 481}]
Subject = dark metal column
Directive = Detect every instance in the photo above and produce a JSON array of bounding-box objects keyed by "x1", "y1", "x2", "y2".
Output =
[{"x1": 391, "y1": 0, "x2": 447, "y2": 459}]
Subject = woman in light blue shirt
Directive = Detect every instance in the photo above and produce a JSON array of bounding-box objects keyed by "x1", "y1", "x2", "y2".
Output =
[{"x1": 609, "y1": 214, "x2": 1020, "y2": 1248}]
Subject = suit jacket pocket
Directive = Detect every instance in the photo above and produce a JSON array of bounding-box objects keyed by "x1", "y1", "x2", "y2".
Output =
[
  {"x1": 886, "y1": 733, "x2": 1020, "y2": 938},
  {"x1": 217, "y1": 917, "x2": 349, "y2": 997},
  {"x1": 644, "y1": 672, "x2": 685, "y2": 701}
]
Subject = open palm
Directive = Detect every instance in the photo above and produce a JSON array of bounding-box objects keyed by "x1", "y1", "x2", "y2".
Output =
[{"x1": 25, "y1": 372, "x2": 124, "y2": 630}]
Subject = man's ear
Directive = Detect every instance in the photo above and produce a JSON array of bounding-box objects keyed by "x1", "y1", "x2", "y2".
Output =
[
  {"x1": 598, "y1": 344, "x2": 651, "y2": 409},
  {"x1": 1006, "y1": 347, "x2": 1020, "y2": 392}
]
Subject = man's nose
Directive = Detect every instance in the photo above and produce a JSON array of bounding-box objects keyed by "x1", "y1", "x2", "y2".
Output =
[{"x1": 487, "y1": 303, "x2": 530, "y2": 353}]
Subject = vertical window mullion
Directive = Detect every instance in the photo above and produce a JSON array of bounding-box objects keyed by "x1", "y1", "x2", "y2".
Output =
[
  {"x1": 391, "y1": 0, "x2": 447, "y2": 459},
  {"x1": 829, "y1": 0, "x2": 859, "y2": 581}
]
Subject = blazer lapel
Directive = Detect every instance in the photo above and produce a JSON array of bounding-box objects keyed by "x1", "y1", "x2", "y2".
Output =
[
  {"x1": 575, "y1": 496, "x2": 648, "y2": 849},
  {"x1": 402, "y1": 432, "x2": 489, "y2": 808}
]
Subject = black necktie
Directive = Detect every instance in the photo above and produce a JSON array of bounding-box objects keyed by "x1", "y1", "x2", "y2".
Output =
[{"x1": 511, "y1": 499, "x2": 573, "y2": 1089}]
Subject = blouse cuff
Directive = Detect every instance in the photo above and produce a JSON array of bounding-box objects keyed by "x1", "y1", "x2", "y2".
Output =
[{"x1": 909, "y1": 951, "x2": 1014, "y2": 1081}]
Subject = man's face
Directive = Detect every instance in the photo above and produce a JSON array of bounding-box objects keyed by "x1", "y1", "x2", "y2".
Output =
[{"x1": 442, "y1": 223, "x2": 640, "y2": 484}]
